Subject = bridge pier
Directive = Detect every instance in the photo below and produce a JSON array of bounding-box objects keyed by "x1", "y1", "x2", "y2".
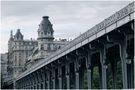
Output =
[
  {"x1": 119, "y1": 39, "x2": 128, "y2": 89},
  {"x1": 86, "y1": 50, "x2": 92, "y2": 89},
  {"x1": 99, "y1": 43, "x2": 107, "y2": 89},
  {"x1": 58, "y1": 65, "x2": 62, "y2": 89},
  {"x1": 87, "y1": 66, "x2": 92, "y2": 89},
  {"x1": 75, "y1": 57, "x2": 80, "y2": 89},
  {"x1": 47, "y1": 71, "x2": 50, "y2": 89},
  {"x1": 65, "y1": 60, "x2": 70, "y2": 89},
  {"x1": 52, "y1": 69, "x2": 55, "y2": 89}
]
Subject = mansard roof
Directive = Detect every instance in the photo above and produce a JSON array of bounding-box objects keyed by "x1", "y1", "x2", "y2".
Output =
[
  {"x1": 38, "y1": 16, "x2": 54, "y2": 32},
  {"x1": 14, "y1": 29, "x2": 23, "y2": 40}
]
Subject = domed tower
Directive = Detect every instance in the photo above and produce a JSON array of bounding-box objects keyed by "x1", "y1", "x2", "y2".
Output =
[
  {"x1": 37, "y1": 16, "x2": 54, "y2": 54},
  {"x1": 37, "y1": 16, "x2": 54, "y2": 42}
]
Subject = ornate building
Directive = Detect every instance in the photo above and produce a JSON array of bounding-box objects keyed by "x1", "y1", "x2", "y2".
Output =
[
  {"x1": 7, "y1": 16, "x2": 69, "y2": 77},
  {"x1": 25, "y1": 16, "x2": 68, "y2": 69},
  {"x1": 8, "y1": 29, "x2": 38, "y2": 77}
]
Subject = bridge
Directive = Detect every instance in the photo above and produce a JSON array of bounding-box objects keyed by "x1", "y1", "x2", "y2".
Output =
[{"x1": 15, "y1": 2, "x2": 134, "y2": 89}]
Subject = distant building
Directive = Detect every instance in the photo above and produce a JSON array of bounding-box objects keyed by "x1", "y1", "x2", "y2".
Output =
[
  {"x1": 7, "y1": 16, "x2": 69, "y2": 78},
  {"x1": 7, "y1": 29, "x2": 38, "y2": 77},
  {"x1": 1, "y1": 53, "x2": 8, "y2": 87},
  {"x1": 25, "y1": 16, "x2": 69, "y2": 69}
]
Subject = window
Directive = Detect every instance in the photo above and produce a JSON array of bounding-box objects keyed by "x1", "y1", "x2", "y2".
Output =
[
  {"x1": 15, "y1": 56, "x2": 17, "y2": 66},
  {"x1": 41, "y1": 44, "x2": 44, "y2": 50},
  {"x1": 41, "y1": 52, "x2": 43, "y2": 56},
  {"x1": 58, "y1": 46, "x2": 61, "y2": 49},
  {"x1": 48, "y1": 32, "x2": 51, "y2": 36},
  {"x1": 41, "y1": 32, "x2": 43, "y2": 36},
  {"x1": 19, "y1": 42, "x2": 21, "y2": 45},
  {"x1": 45, "y1": 32, "x2": 47, "y2": 35},
  {"x1": 51, "y1": 32, "x2": 53, "y2": 35}
]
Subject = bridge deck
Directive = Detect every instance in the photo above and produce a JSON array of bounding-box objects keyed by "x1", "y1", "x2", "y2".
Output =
[{"x1": 16, "y1": 2, "x2": 134, "y2": 81}]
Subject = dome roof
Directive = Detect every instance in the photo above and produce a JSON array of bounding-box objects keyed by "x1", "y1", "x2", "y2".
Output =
[{"x1": 38, "y1": 16, "x2": 54, "y2": 32}]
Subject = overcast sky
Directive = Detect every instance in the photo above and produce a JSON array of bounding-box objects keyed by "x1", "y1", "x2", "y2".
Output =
[{"x1": 0, "y1": 0, "x2": 132, "y2": 53}]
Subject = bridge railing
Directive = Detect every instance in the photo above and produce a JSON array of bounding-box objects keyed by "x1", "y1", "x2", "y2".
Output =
[{"x1": 16, "y1": 2, "x2": 134, "y2": 80}]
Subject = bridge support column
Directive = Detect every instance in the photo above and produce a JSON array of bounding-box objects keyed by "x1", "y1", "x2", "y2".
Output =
[
  {"x1": 100, "y1": 46, "x2": 107, "y2": 89},
  {"x1": 42, "y1": 71, "x2": 46, "y2": 89},
  {"x1": 87, "y1": 67, "x2": 92, "y2": 89},
  {"x1": 31, "y1": 75, "x2": 34, "y2": 89},
  {"x1": 75, "y1": 72, "x2": 79, "y2": 89},
  {"x1": 66, "y1": 62, "x2": 70, "y2": 89},
  {"x1": 38, "y1": 83, "x2": 41, "y2": 89},
  {"x1": 52, "y1": 69, "x2": 55, "y2": 89},
  {"x1": 66, "y1": 74, "x2": 70, "y2": 89},
  {"x1": 75, "y1": 59, "x2": 80, "y2": 89},
  {"x1": 46, "y1": 71, "x2": 50, "y2": 89},
  {"x1": 119, "y1": 40, "x2": 128, "y2": 89},
  {"x1": 101, "y1": 65, "x2": 107, "y2": 89},
  {"x1": 52, "y1": 79, "x2": 55, "y2": 89},
  {"x1": 86, "y1": 51, "x2": 92, "y2": 89},
  {"x1": 38, "y1": 74, "x2": 42, "y2": 89},
  {"x1": 58, "y1": 65, "x2": 62, "y2": 89},
  {"x1": 58, "y1": 77, "x2": 62, "y2": 89},
  {"x1": 33, "y1": 74, "x2": 37, "y2": 89}
]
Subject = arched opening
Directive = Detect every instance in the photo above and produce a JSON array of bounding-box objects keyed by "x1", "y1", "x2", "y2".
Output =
[
  {"x1": 91, "y1": 52, "x2": 102, "y2": 89},
  {"x1": 106, "y1": 45, "x2": 123, "y2": 89}
]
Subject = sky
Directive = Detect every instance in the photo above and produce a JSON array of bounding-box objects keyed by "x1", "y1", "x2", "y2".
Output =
[{"x1": 0, "y1": 0, "x2": 132, "y2": 53}]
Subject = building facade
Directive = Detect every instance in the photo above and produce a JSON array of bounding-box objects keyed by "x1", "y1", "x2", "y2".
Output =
[
  {"x1": 26, "y1": 16, "x2": 69, "y2": 69},
  {"x1": 7, "y1": 16, "x2": 69, "y2": 79},
  {"x1": 8, "y1": 29, "x2": 38, "y2": 78}
]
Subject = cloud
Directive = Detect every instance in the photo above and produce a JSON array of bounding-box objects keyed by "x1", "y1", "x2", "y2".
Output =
[{"x1": 1, "y1": 1, "x2": 132, "y2": 53}]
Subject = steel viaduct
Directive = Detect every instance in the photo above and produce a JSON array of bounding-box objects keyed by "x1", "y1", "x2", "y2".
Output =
[{"x1": 15, "y1": 2, "x2": 134, "y2": 89}]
